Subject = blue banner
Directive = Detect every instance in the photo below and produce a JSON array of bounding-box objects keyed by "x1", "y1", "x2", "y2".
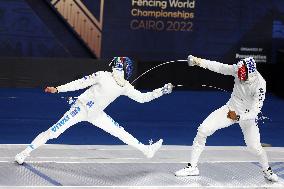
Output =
[
  {"x1": 95, "y1": 0, "x2": 284, "y2": 63},
  {"x1": 2, "y1": 0, "x2": 284, "y2": 63}
]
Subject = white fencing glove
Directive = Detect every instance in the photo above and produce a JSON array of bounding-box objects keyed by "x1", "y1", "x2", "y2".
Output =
[
  {"x1": 161, "y1": 83, "x2": 173, "y2": 94},
  {"x1": 188, "y1": 55, "x2": 202, "y2": 67}
]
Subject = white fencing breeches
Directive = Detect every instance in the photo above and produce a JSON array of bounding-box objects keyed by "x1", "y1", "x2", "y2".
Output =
[
  {"x1": 24, "y1": 102, "x2": 87, "y2": 154},
  {"x1": 87, "y1": 112, "x2": 146, "y2": 152},
  {"x1": 190, "y1": 105, "x2": 234, "y2": 167},
  {"x1": 190, "y1": 104, "x2": 269, "y2": 170},
  {"x1": 239, "y1": 120, "x2": 269, "y2": 170},
  {"x1": 24, "y1": 101, "x2": 146, "y2": 154}
]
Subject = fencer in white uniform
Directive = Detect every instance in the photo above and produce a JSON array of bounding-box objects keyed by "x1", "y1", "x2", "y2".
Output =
[
  {"x1": 175, "y1": 56, "x2": 278, "y2": 182},
  {"x1": 15, "y1": 57, "x2": 173, "y2": 164}
]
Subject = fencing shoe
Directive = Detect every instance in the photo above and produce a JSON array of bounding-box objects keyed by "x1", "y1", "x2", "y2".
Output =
[
  {"x1": 15, "y1": 152, "x2": 29, "y2": 165},
  {"x1": 263, "y1": 167, "x2": 278, "y2": 182},
  {"x1": 175, "y1": 163, "x2": 199, "y2": 176}
]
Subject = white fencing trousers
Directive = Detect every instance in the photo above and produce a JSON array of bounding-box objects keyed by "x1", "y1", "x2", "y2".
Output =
[
  {"x1": 239, "y1": 119, "x2": 269, "y2": 170},
  {"x1": 24, "y1": 101, "x2": 146, "y2": 154},
  {"x1": 190, "y1": 105, "x2": 269, "y2": 170}
]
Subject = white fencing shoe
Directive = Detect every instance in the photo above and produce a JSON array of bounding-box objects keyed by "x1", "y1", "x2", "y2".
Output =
[
  {"x1": 175, "y1": 164, "x2": 199, "y2": 176},
  {"x1": 263, "y1": 167, "x2": 278, "y2": 182},
  {"x1": 15, "y1": 152, "x2": 29, "y2": 165}
]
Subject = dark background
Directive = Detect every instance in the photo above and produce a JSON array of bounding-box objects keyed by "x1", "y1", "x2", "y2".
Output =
[{"x1": 0, "y1": 0, "x2": 283, "y2": 97}]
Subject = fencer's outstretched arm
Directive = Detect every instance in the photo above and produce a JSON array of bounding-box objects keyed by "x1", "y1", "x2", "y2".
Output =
[
  {"x1": 188, "y1": 55, "x2": 236, "y2": 76},
  {"x1": 56, "y1": 73, "x2": 99, "y2": 93},
  {"x1": 124, "y1": 83, "x2": 173, "y2": 103},
  {"x1": 239, "y1": 85, "x2": 266, "y2": 121}
]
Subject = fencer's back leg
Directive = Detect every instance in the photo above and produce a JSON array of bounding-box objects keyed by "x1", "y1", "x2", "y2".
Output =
[
  {"x1": 240, "y1": 120, "x2": 269, "y2": 170},
  {"x1": 24, "y1": 104, "x2": 87, "y2": 154}
]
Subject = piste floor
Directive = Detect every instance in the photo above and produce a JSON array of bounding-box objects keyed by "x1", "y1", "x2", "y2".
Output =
[{"x1": 0, "y1": 145, "x2": 284, "y2": 188}]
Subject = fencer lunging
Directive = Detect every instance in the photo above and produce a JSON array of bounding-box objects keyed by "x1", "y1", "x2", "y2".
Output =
[
  {"x1": 15, "y1": 57, "x2": 173, "y2": 164},
  {"x1": 175, "y1": 56, "x2": 278, "y2": 182}
]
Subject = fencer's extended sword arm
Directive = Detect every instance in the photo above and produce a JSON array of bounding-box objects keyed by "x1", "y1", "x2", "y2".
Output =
[
  {"x1": 239, "y1": 86, "x2": 266, "y2": 121},
  {"x1": 56, "y1": 73, "x2": 98, "y2": 93},
  {"x1": 124, "y1": 84, "x2": 165, "y2": 103},
  {"x1": 200, "y1": 59, "x2": 236, "y2": 76},
  {"x1": 192, "y1": 56, "x2": 237, "y2": 76}
]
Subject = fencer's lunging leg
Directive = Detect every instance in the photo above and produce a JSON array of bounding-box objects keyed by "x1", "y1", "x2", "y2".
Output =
[
  {"x1": 190, "y1": 105, "x2": 234, "y2": 167},
  {"x1": 88, "y1": 112, "x2": 162, "y2": 158},
  {"x1": 15, "y1": 104, "x2": 86, "y2": 164},
  {"x1": 191, "y1": 130, "x2": 207, "y2": 167},
  {"x1": 175, "y1": 105, "x2": 234, "y2": 177}
]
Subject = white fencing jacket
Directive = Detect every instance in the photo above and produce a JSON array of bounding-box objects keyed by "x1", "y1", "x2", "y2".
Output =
[
  {"x1": 56, "y1": 71, "x2": 164, "y2": 111},
  {"x1": 199, "y1": 59, "x2": 266, "y2": 121}
]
